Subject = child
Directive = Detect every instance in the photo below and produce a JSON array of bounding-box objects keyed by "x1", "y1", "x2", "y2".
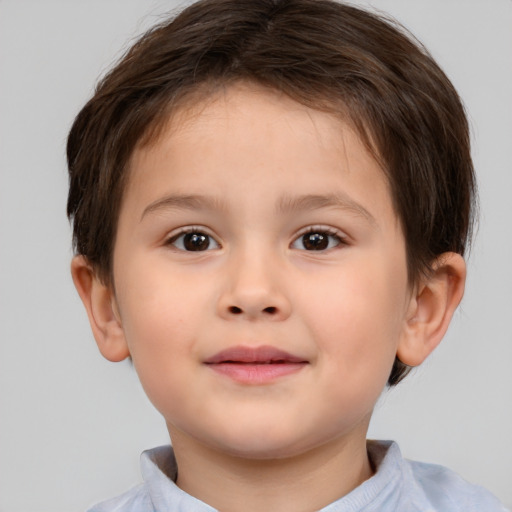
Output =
[{"x1": 66, "y1": 0, "x2": 508, "y2": 510}]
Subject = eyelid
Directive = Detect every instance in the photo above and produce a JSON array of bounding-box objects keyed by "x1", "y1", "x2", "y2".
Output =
[
  {"x1": 291, "y1": 225, "x2": 348, "y2": 250},
  {"x1": 165, "y1": 225, "x2": 221, "y2": 251},
  {"x1": 295, "y1": 225, "x2": 348, "y2": 239}
]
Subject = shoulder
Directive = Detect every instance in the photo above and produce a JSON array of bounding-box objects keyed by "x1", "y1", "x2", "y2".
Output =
[
  {"x1": 86, "y1": 483, "x2": 154, "y2": 512},
  {"x1": 406, "y1": 459, "x2": 509, "y2": 512}
]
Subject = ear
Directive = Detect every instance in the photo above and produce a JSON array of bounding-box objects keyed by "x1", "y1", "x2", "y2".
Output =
[
  {"x1": 397, "y1": 252, "x2": 466, "y2": 367},
  {"x1": 71, "y1": 256, "x2": 130, "y2": 362}
]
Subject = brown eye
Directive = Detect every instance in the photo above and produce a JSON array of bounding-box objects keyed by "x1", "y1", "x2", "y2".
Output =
[
  {"x1": 169, "y1": 231, "x2": 220, "y2": 251},
  {"x1": 302, "y1": 232, "x2": 329, "y2": 250},
  {"x1": 292, "y1": 229, "x2": 343, "y2": 251},
  {"x1": 183, "y1": 233, "x2": 209, "y2": 251}
]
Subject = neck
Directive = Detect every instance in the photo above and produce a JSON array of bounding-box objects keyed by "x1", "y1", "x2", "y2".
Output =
[{"x1": 168, "y1": 426, "x2": 373, "y2": 512}]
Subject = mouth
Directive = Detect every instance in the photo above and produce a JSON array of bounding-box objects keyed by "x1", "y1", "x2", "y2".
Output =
[{"x1": 204, "y1": 345, "x2": 309, "y2": 384}]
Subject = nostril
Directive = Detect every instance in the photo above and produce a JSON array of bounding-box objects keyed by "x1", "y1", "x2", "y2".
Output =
[{"x1": 226, "y1": 305, "x2": 278, "y2": 315}]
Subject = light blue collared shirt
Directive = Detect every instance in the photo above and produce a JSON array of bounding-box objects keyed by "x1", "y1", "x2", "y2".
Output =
[{"x1": 87, "y1": 441, "x2": 509, "y2": 511}]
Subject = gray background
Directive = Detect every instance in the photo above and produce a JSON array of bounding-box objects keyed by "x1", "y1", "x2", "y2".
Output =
[{"x1": 1, "y1": 1, "x2": 511, "y2": 510}]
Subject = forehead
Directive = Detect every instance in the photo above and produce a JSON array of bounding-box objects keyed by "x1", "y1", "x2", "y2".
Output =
[{"x1": 124, "y1": 83, "x2": 396, "y2": 227}]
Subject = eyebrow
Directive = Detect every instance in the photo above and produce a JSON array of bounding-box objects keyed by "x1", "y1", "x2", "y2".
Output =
[
  {"x1": 141, "y1": 192, "x2": 377, "y2": 226},
  {"x1": 276, "y1": 193, "x2": 377, "y2": 225},
  {"x1": 141, "y1": 194, "x2": 226, "y2": 221}
]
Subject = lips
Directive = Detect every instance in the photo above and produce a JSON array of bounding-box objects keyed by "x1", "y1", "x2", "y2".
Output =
[
  {"x1": 204, "y1": 345, "x2": 307, "y2": 364},
  {"x1": 204, "y1": 345, "x2": 308, "y2": 384}
]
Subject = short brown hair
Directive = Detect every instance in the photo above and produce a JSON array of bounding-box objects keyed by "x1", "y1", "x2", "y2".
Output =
[{"x1": 67, "y1": 0, "x2": 476, "y2": 385}]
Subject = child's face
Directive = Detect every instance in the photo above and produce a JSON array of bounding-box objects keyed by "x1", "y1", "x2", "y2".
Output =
[{"x1": 111, "y1": 83, "x2": 413, "y2": 458}]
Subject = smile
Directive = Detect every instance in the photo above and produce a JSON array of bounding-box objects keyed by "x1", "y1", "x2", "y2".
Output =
[{"x1": 204, "y1": 345, "x2": 309, "y2": 384}]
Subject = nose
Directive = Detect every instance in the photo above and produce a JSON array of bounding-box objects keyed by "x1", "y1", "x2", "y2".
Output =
[{"x1": 217, "y1": 250, "x2": 292, "y2": 321}]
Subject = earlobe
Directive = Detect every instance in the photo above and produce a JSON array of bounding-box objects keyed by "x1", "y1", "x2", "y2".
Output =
[
  {"x1": 70, "y1": 256, "x2": 130, "y2": 362},
  {"x1": 397, "y1": 253, "x2": 466, "y2": 367}
]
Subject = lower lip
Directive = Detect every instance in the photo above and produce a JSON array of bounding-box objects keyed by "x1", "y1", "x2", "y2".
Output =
[{"x1": 206, "y1": 362, "x2": 307, "y2": 384}]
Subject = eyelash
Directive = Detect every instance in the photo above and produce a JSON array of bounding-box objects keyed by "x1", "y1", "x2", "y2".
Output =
[
  {"x1": 165, "y1": 226, "x2": 347, "y2": 252},
  {"x1": 166, "y1": 227, "x2": 220, "y2": 252},
  {"x1": 291, "y1": 226, "x2": 347, "y2": 251}
]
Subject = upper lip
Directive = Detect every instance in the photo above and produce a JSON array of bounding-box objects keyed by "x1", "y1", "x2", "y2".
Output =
[{"x1": 204, "y1": 345, "x2": 308, "y2": 364}]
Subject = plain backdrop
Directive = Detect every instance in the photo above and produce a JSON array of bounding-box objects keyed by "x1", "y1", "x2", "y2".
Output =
[{"x1": 1, "y1": 1, "x2": 511, "y2": 511}]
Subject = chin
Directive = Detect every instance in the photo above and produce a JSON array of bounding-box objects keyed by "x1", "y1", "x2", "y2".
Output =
[
  {"x1": 207, "y1": 426, "x2": 323, "y2": 461},
  {"x1": 220, "y1": 442, "x2": 304, "y2": 460}
]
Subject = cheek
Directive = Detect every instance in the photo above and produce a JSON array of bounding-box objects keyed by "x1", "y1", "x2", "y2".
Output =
[
  {"x1": 305, "y1": 257, "x2": 406, "y2": 373},
  {"x1": 118, "y1": 284, "x2": 201, "y2": 419},
  {"x1": 117, "y1": 257, "x2": 207, "y2": 335},
  {"x1": 114, "y1": 264, "x2": 203, "y2": 379}
]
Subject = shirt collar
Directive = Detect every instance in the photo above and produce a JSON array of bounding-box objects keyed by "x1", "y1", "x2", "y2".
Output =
[{"x1": 140, "y1": 440, "x2": 425, "y2": 512}]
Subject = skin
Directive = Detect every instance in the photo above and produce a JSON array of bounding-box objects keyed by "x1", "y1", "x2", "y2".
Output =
[{"x1": 72, "y1": 83, "x2": 466, "y2": 512}]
